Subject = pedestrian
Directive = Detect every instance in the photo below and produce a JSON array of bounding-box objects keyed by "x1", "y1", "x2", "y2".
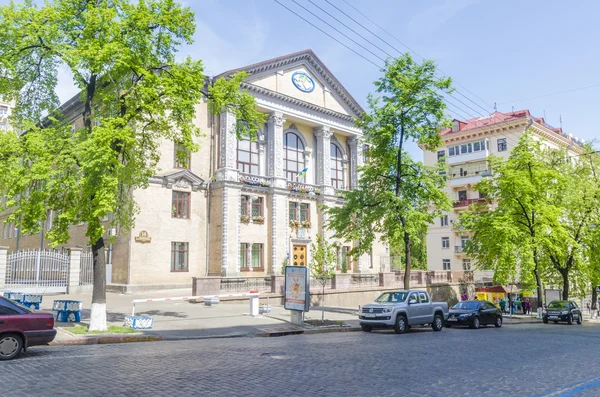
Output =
[
  {"x1": 516, "y1": 297, "x2": 521, "y2": 314},
  {"x1": 521, "y1": 299, "x2": 526, "y2": 314},
  {"x1": 587, "y1": 302, "x2": 591, "y2": 314},
  {"x1": 500, "y1": 298, "x2": 506, "y2": 313},
  {"x1": 525, "y1": 299, "x2": 531, "y2": 315}
]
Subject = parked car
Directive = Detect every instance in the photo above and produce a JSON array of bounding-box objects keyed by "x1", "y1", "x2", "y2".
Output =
[
  {"x1": 446, "y1": 300, "x2": 503, "y2": 329},
  {"x1": 0, "y1": 296, "x2": 57, "y2": 360},
  {"x1": 359, "y1": 290, "x2": 449, "y2": 334},
  {"x1": 543, "y1": 300, "x2": 582, "y2": 325}
]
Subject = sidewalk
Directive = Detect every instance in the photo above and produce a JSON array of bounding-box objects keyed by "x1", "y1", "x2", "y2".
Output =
[{"x1": 40, "y1": 289, "x2": 361, "y2": 344}]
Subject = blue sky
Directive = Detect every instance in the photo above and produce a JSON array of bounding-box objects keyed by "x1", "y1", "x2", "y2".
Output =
[{"x1": 4, "y1": 0, "x2": 599, "y2": 151}]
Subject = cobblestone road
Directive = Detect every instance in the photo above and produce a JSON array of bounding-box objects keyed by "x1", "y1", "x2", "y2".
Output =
[{"x1": 3, "y1": 323, "x2": 600, "y2": 397}]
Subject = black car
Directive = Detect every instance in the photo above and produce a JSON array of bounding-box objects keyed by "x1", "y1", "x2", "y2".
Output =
[
  {"x1": 445, "y1": 300, "x2": 503, "y2": 329},
  {"x1": 543, "y1": 300, "x2": 582, "y2": 325}
]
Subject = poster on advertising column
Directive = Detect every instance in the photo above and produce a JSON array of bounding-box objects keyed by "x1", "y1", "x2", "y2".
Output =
[{"x1": 284, "y1": 266, "x2": 309, "y2": 312}]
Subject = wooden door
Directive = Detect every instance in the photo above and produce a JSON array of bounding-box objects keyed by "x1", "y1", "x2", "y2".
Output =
[{"x1": 292, "y1": 245, "x2": 307, "y2": 267}]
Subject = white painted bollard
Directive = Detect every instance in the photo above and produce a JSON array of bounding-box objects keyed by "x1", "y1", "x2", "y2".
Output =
[
  {"x1": 537, "y1": 307, "x2": 543, "y2": 319},
  {"x1": 249, "y1": 290, "x2": 259, "y2": 317}
]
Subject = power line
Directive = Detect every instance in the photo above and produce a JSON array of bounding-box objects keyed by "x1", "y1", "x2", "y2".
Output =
[
  {"x1": 273, "y1": 0, "x2": 381, "y2": 69},
  {"x1": 498, "y1": 84, "x2": 600, "y2": 105}
]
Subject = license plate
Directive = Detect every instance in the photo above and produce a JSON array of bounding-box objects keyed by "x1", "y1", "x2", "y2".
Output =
[
  {"x1": 549, "y1": 316, "x2": 559, "y2": 320},
  {"x1": 447, "y1": 318, "x2": 457, "y2": 322},
  {"x1": 365, "y1": 313, "x2": 376, "y2": 318}
]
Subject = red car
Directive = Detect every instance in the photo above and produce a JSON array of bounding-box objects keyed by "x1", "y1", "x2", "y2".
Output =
[{"x1": 0, "y1": 296, "x2": 57, "y2": 360}]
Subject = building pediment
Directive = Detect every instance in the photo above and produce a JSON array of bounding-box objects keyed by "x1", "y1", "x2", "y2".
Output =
[
  {"x1": 150, "y1": 169, "x2": 205, "y2": 191},
  {"x1": 215, "y1": 49, "x2": 363, "y2": 119}
]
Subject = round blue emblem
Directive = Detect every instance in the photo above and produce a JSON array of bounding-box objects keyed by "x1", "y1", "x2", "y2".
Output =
[{"x1": 291, "y1": 71, "x2": 315, "y2": 93}]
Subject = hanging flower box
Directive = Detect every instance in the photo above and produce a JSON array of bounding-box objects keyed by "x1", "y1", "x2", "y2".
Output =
[
  {"x1": 240, "y1": 215, "x2": 251, "y2": 223},
  {"x1": 289, "y1": 219, "x2": 300, "y2": 230},
  {"x1": 253, "y1": 216, "x2": 265, "y2": 224},
  {"x1": 301, "y1": 220, "x2": 312, "y2": 229}
]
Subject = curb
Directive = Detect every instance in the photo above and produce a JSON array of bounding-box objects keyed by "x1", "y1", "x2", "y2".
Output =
[{"x1": 50, "y1": 334, "x2": 164, "y2": 346}]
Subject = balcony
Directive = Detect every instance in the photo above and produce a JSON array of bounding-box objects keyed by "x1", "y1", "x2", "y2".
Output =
[
  {"x1": 454, "y1": 246, "x2": 464, "y2": 253},
  {"x1": 453, "y1": 198, "x2": 486, "y2": 210},
  {"x1": 446, "y1": 148, "x2": 489, "y2": 165}
]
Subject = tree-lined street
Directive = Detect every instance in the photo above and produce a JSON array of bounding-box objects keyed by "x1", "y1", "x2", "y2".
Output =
[{"x1": 4, "y1": 324, "x2": 600, "y2": 397}]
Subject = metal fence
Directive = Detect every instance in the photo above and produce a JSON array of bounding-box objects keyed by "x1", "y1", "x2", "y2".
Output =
[
  {"x1": 5, "y1": 249, "x2": 69, "y2": 293},
  {"x1": 79, "y1": 251, "x2": 94, "y2": 286},
  {"x1": 220, "y1": 277, "x2": 271, "y2": 292}
]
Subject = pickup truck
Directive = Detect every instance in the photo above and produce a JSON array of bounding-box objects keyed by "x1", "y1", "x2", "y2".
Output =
[{"x1": 359, "y1": 290, "x2": 449, "y2": 334}]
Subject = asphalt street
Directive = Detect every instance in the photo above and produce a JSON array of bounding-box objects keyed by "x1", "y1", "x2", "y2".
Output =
[{"x1": 3, "y1": 323, "x2": 600, "y2": 397}]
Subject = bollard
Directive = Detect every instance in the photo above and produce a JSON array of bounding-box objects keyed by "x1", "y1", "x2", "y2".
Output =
[{"x1": 249, "y1": 290, "x2": 259, "y2": 317}]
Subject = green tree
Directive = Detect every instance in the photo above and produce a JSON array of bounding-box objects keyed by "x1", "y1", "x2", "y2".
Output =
[
  {"x1": 327, "y1": 54, "x2": 452, "y2": 289},
  {"x1": 462, "y1": 132, "x2": 565, "y2": 308},
  {"x1": 309, "y1": 234, "x2": 336, "y2": 321},
  {"x1": 0, "y1": 0, "x2": 265, "y2": 330}
]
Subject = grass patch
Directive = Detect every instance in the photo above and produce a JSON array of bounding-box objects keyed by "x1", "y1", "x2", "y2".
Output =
[
  {"x1": 304, "y1": 320, "x2": 345, "y2": 327},
  {"x1": 67, "y1": 325, "x2": 137, "y2": 335}
]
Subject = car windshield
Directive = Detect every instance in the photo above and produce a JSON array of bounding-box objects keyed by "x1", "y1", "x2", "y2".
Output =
[
  {"x1": 452, "y1": 302, "x2": 480, "y2": 310},
  {"x1": 548, "y1": 301, "x2": 569, "y2": 309},
  {"x1": 375, "y1": 292, "x2": 408, "y2": 303}
]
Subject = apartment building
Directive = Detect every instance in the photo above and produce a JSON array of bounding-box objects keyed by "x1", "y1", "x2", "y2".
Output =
[
  {"x1": 423, "y1": 110, "x2": 584, "y2": 272},
  {"x1": 0, "y1": 50, "x2": 388, "y2": 291}
]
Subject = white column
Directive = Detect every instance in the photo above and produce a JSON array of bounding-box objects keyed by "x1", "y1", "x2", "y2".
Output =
[
  {"x1": 216, "y1": 110, "x2": 239, "y2": 181},
  {"x1": 314, "y1": 126, "x2": 334, "y2": 195},
  {"x1": 258, "y1": 134, "x2": 266, "y2": 176},
  {"x1": 221, "y1": 186, "x2": 241, "y2": 277},
  {"x1": 0, "y1": 246, "x2": 8, "y2": 292},
  {"x1": 303, "y1": 147, "x2": 312, "y2": 184},
  {"x1": 67, "y1": 247, "x2": 82, "y2": 294},
  {"x1": 267, "y1": 112, "x2": 286, "y2": 187},
  {"x1": 348, "y1": 137, "x2": 364, "y2": 189},
  {"x1": 342, "y1": 156, "x2": 349, "y2": 190}
]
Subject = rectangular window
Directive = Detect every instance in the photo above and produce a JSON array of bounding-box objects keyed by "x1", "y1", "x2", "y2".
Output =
[
  {"x1": 437, "y1": 150, "x2": 445, "y2": 160},
  {"x1": 252, "y1": 197, "x2": 263, "y2": 217},
  {"x1": 460, "y1": 144, "x2": 468, "y2": 154},
  {"x1": 172, "y1": 191, "x2": 190, "y2": 219},
  {"x1": 441, "y1": 237, "x2": 450, "y2": 249},
  {"x1": 241, "y1": 195, "x2": 249, "y2": 216},
  {"x1": 289, "y1": 202, "x2": 297, "y2": 221},
  {"x1": 240, "y1": 243, "x2": 248, "y2": 270},
  {"x1": 174, "y1": 143, "x2": 191, "y2": 169},
  {"x1": 300, "y1": 203, "x2": 310, "y2": 222},
  {"x1": 2, "y1": 223, "x2": 6, "y2": 239},
  {"x1": 440, "y1": 215, "x2": 449, "y2": 227},
  {"x1": 443, "y1": 259, "x2": 451, "y2": 270},
  {"x1": 170, "y1": 242, "x2": 189, "y2": 272},
  {"x1": 497, "y1": 138, "x2": 507, "y2": 152},
  {"x1": 251, "y1": 243, "x2": 263, "y2": 269},
  {"x1": 0, "y1": 106, "x2": 7, "y2": 116},
  {"x1": 479, "y1": 191, "x2": 487, "y2": 199},
  {"x1": 458, "y1": 190, "x2": 467, "y2": 201},
  {"x1": 448, "y1": 146, "x2": 456, "y2": 156},
  {"x1": 473, "y1": 141, "x2": 480, "y2": 151},
  {"x1": 342, "y1": 246, "x2": 351, "y2": 270},
  {"x1": 336, "y1": 246, "x2": 341, "y2": 269},
  {"x1": 461, "y1": 236, "x2": 469, "y2": 248},
  {"x1": 462, "y1": 258, "x2": 471, "y2": 271},
  {"x1": 8, "y1": 222, "x2": 12, "y2": 238}
]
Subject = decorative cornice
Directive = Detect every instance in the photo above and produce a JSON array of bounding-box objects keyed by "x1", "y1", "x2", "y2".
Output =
[{"x1": 149, "y1": 169, "x2": 206, "y2": 191}]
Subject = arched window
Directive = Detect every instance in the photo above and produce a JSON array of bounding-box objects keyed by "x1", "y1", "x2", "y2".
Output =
[
  {"x1": 283, "y1": 132, "x2": 305, "y2": 181},
  {"x1": 330, "y1": 143, "x2": 344, "y2": 189},
  {"x1": 237, "y1": 139, "x2": 259, "y2": 174}
]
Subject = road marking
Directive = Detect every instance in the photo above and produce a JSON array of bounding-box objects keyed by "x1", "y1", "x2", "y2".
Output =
[{"x1": 540, "y1": 376, "x2": 600, "y2": 397}]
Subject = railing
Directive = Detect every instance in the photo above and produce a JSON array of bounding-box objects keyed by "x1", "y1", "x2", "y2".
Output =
[
  {"x1": 238, "y1": 173, "x2": 271, "y2": 187},
  {"x1": 428, "y1": 271, "x2": 452, "y2": 285},
  {"x1": 79, "y1": 251, "x2": 94, "y2": 286},
  {"x1": 5, "y1": 249, "x2": 69, "y2": 290},
  {"x1": 220, "y1": 277, "x2": 271, "y2": 292},
  {"x1": 350, "y1": 274, "x2": 379, "y2": 288},
  {"x1": 454, "y1": 246, "x2": 465, "y2": 253},
  {"x1": 287, "y1": 182, "x2": 321, "y2": 195},
  {"x1": 453, "y1": 198, "x2": 486, "y2": 208}
]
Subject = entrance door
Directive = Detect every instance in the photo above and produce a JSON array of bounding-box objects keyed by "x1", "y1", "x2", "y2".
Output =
[{"x1": 292, "y1": 245, "x2": 307, "y2": 266}]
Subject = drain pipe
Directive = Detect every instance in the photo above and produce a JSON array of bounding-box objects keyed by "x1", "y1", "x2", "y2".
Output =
[{"x1": 205, "y1": 77, "x2": 215, "y2": 276}]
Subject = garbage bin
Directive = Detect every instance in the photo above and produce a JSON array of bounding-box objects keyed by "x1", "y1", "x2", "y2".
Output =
[{"x1": 249, "y1": 290, "x2": 259, "y2": 317}]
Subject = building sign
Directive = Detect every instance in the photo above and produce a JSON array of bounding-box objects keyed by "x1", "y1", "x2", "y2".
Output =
[
  {"x1": 134, "y1": 230, "x2": 152, "y2": 243},
  {"x1": 291, "y1": 71, "x2": 315, "y2": 93},
  {"x1": 284, "y1": 266, "x2": 309, "y2": 311}
]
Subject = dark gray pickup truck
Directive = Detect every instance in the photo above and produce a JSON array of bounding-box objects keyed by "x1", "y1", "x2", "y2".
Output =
[{"x1": 359, "y1": 290, "x2": 449, "y2": 334}]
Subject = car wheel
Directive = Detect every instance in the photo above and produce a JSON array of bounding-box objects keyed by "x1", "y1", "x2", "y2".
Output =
[
  {"x1": 470, "y1": 316, "x2": 480, "y2": 329},
  {"x1": 495, "y1": 316, "x2": 503, "y2": 328},
  {"x1": 577, "y1": 314, "x2": 582, "y2": 325},
  {"x1": 567, "y1": 314, "x2": 573, "y2": 325},
  {"x1": 394, "y1": 314, "x2": 408, "y2": 334},
  {"x1": 432, "y1": 314, "x2": 444, "y2": 332},
  {"x1": 0, "y1": 334, "x2": 23, "y2": 361},
  {"x1": 543, "y1": 316, "x2": 548, "y2": 324},
  {"x1": 361, "y1": 325, "x2": 373, "y2": 333}
]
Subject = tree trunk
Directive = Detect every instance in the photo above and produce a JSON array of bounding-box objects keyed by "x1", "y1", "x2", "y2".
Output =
[
  {"x1": 592, "y1": 287, "x2": 598, "y2": 311},
  {"x1": 561, "y1": 270, "x2": 569, "y2": 300},
  {"x1": 89, "y1": 236, "x2": 107, "y2": 331},
  {"x1": 403, "y1": 232, "x2": 412, "y2": 290},
  {"x1": 534, "y1": 268, "x2": 544, "y2": 310},
  {"x1": 322, "y1": 282, "x2": 325, "y2": 321}
]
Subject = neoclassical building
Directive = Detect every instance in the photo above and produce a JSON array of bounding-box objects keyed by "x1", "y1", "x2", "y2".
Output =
[{"x1": 1, "y1": 50, "x2": 388, "y2": 291}]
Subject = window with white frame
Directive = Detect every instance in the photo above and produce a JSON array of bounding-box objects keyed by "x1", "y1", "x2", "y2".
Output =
[
  {"x1": 443, "y1": 259, "x2": 451, "y2": 270},
  {"x1": 462, "y1": 258, "x2": 472, "y2": 271},
  {"x1": 283, "y1": 132, "x2": 305, "y2": 181},
  {"x1": 237, "y1": 139, "x2": 259, "y2": 175},
  {"x1": 437, "y1": 150, "x2": 446, "y2": 161},
  {"x1": 330, "y1": 143, "x2": 344, "y2": 189},
  {"x1": 0, "y1": 106, "x2": 7, "y2": 116},
  {"x1": 240, "y1": 243, "x2": 263, "y2": 270},
  {"x1": 441, "y1": 237, "x2": 450, "y2": 249},
  {"x1": 497, "y1": 138, "x2": 507, "y2": 152},
  {"x1": 448, "y1": 140, "x2": 487, "y2": 157},
  {"x1": 440, "y1": 215, "x2": 449, "y2": 227}
]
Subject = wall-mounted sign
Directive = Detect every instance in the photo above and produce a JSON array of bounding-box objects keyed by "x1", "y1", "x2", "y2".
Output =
[
  {"x1": 134, "y1": 230, "x2": 151, "y2": 243},
  {"x1": 284, "y1": 266, "x2": 309, "y2": 312},
  {"x1": 291, "y1": 71, "x2": 315, "y2": 93}
]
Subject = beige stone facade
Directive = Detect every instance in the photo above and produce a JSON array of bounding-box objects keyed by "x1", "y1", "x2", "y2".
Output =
[
  {"x1": 423, "y1": 110, "x2": 585, "y2": 272},
  {"x1": 1, "y1": 50, "x2": 388, "y2": 290}
]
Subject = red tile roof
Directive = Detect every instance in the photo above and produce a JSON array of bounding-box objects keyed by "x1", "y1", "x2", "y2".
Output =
[{"x1": 441, "y1": 110, "x2": 533, "y2": 135}]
